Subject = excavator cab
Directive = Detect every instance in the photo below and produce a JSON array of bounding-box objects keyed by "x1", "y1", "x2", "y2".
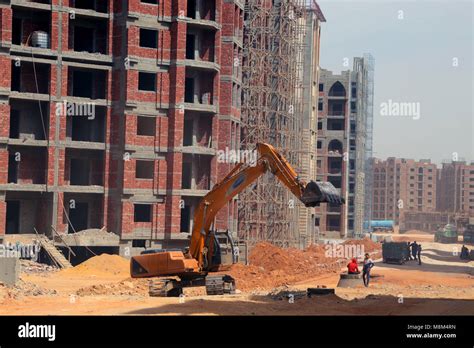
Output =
[{"x1": 301, "y1": 180, "x2": 345, "y2": 207}]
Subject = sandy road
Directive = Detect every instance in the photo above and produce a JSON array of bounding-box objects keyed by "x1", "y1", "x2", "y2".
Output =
[{"x1": 0, "y1": 238, "x2": 472, "y2": 315}]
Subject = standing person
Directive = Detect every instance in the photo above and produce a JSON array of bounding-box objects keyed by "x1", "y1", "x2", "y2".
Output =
[
  {"x1": 406, "y1": 242, "x2": 412, "y2": 261},
  {"x1": 417, "y1": 244, "x2": 422, "y2": 265},
  {"x1": 460, "y1": 245, "x2": 469, "y2": 260},
  {"x1": 362, "y1": 253, "x2": 374, "y2": 287},
  {"x1": 410, "y1": 241, "x2": 418, "y2": 261}
]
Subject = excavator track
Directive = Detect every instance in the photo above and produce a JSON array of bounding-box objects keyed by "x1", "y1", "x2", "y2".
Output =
[
  {"x1": 149, "y1": 279, "x2": 183, "y2": 297},
  {"x1": 205, "y1": 275, "x2": 236, "y2": 295}
]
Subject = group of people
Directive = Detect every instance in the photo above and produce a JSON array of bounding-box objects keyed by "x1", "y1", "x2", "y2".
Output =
[
  {"x1": 347, "y1": 253, "x2": 374, "y2": 287},
  {"x1": 406, "y1": 241, "x2": 422, "y2": 265}
]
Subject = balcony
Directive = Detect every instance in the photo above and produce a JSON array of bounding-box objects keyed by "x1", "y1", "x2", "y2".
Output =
[
  {"x1": 185, "y1": 0, "x2": 219, "y2": 30},
  {"x1": 184, "y1": 69, "x2": 217, "y2": 113},
  {"x1": 181, "y1": 154, "x2": 211, "y2": 192},
  {"x1": 182, "y1": 113, "x2": 215, "y2": 155}
]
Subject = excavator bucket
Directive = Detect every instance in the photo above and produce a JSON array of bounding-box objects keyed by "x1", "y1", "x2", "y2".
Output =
[{"x1": 301, "y1": 181, "x2": 345, "y2": 207}]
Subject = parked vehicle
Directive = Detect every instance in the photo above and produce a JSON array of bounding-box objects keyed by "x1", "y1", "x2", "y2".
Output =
[
  {"x1": 364, "y1": 220, "x2": 395, "y2": 233},
  {"x1": 382, "y1": 242, "x2": 408, "y2": 264},
  {"x1": 434, "y1": 224, "x2": 458, "y2": 243}
]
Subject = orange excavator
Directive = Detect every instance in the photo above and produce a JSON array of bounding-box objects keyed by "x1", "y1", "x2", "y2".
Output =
[{"x1": 130, "y1": 143, "x2": 344, "y2": 296}]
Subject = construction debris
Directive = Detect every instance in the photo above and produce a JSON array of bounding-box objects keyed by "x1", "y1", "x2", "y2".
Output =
[
  {"x1": 20, "y1": 260, "x2": 59, "y2": 275},
  {"x1": 2, "y1": 280, "x2": 57, "y2": 300},
  {"x1": 55, "y1": 228, "x2": 120, "y2": 247}
]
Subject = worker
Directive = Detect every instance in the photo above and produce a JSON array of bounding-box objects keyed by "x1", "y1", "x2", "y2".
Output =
[
  {"x1": 410, "y1": 241, "x2": 418, "y2": 261},
  {"x1": 347, "y1": 258, "x2": 360, "y2": 274},
  {"x1": 362, "y1": 253, "x2": 374, "y2": 287},
  {"x1": 417, "y1": 244, "x2": 422, "y2": 265},
  {"x1": 460, "y1": 245, "x2": 469, "y2": 260},
  {"x1": 406, "y1": 242, "x2": 412, "y2": 261}
]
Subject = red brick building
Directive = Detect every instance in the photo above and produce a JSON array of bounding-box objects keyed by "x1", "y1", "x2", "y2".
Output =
[{"x1": 0, "y1": 0, "x2": 243, "y2": 256}]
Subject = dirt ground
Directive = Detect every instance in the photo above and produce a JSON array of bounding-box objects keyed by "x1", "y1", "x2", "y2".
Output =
[{"x1": 0, "y1": 237, "x2": 472, "y2": 316}]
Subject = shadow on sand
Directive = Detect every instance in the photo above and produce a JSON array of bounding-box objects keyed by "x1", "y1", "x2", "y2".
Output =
[{"x1": 124, "y1": 293, "x2": 474, "y2": 316}]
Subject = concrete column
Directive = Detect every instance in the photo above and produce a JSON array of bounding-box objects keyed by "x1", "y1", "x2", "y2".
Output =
[
  {"x1": 196, "y1": 0, "x2": 202, "y2": 19},
  {"x1": 192, "y1": 115, "x2": 198, "y2": 146},
  {"x1": 191, "y1": 156, "x2": 197, "y2": 189},
  {"x1": 0, "y1": 193, "x2": 6, "y2": 236}
]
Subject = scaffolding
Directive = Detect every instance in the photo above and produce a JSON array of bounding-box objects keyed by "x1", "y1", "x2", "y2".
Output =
[
  {"x1": 238, "y1": 0, "x2": 312, "y2": 249},
  {"x1": 363, "y1": 53, "x2": 375, "y2": 235}
]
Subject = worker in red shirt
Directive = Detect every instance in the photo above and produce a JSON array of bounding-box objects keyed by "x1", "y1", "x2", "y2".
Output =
[{"x1": 347, "y1": 258, "x2": 360, "y2": 274}]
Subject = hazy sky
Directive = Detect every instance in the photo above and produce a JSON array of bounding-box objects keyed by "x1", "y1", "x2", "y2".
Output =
[{"x1": 318, "y1": 0, "x2": 473, "y2": 165}]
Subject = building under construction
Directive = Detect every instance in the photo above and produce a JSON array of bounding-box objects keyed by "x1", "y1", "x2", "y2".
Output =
[
  {"x1": 0, "y1": 0, "x2": 245, "y2": 262},
  {"x1": 316, "y1": 55, "x2": 374, "y2": 239},
  {"x1": 238, "y1": 0, "x2": 326, "y2": 249}
]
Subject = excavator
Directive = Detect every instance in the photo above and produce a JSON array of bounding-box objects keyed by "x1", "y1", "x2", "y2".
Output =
[{"x1": 130, "y1": 143, "x2": 344, "y2": 296}]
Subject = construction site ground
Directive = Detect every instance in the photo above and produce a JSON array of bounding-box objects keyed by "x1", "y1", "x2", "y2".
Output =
[{"x1": 0, "y1": 233, "x2": 472, "y2": 315}]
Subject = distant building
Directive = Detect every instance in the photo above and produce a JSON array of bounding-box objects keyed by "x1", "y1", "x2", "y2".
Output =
[
  {"x1": 371, "y1": 158, "x2": 437, "y2": 227},
  {"x1": 371, "y1": 158, "x2": 473, "y2": 231},
  {"x1": 316, "y1": 55, "x2": 374, "y2": 238},
  {"x1": 437, "y1": 161, "x2": 474, "y2": 215}
]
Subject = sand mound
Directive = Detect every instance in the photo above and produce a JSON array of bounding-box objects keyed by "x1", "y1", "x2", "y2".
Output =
[
  {"x1": 58, "y1": 254, "x2": 130, "y2": 278},
  {"x1": 224, "y1": 242, "x2": 346, "y2": 291},
  {"x1": 343, "y1": 238, "x2": 381, "y2": 252}
]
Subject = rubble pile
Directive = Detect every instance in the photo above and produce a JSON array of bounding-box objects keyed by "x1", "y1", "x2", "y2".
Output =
[
  {"x1": 2, "y1": 280, "x2": 57, "y2": 300},
  {"x1": 20, "y1": 260, "x2": 59, "y2": 275}
]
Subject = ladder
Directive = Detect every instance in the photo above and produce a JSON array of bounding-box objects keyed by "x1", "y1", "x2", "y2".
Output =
[{"x1": 34, "y1": 229, "x2": 72, "y2": 269}]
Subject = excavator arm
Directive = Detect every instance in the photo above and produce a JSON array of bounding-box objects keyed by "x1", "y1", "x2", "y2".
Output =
[{"x1": 188, "y1": 143, "x2": 344, "y2": 269}]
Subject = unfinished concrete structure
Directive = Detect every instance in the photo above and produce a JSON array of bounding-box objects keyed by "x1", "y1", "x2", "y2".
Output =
[
  {"x1": 316, "y1": 69, "x2": 350, "y2": 237},
  {"x1": 316, "y1": 55, "x2": 374, "y2": 238},
  {"x1": 437, "y1": 160, "x2": 474, "y2": 215},
  {"x1": 238, "y1": 0, "x2": 325, "y2": 249},
  {"x1": 296, "y1": 4, "x2": 325, "y2": 247},
  {"x1": 0, "y1": 0, "x2": 244, "y2": 258}
]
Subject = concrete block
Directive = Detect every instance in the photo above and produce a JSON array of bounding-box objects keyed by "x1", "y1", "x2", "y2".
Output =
[
  {"x1": 337, "y1": 273, "x2": 364, "y2": 288},
  {"x1": 0, "y1": 257, "x2": 20, "y2": 286}
]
